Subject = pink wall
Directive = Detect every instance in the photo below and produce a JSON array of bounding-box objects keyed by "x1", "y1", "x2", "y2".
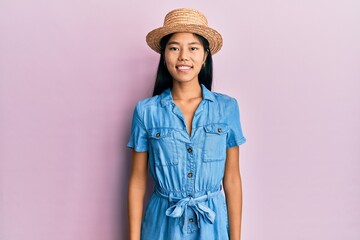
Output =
[{"x1": 1, "y1": 0, "x2": 359, "y2": 239}]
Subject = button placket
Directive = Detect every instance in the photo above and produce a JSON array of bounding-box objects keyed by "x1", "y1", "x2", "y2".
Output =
[{"x1": 185, "y1": 143, "x2": 195, "y2": 196}]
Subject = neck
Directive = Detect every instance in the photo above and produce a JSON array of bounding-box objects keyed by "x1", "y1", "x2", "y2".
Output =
[{"x1": 171, "y1": 81, "x2": 202, "y2": 101}]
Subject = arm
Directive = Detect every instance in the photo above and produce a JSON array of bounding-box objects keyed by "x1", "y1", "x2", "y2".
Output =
[
  {"x1": 223, "y1": 146, "x2": 242, "y2": 240},
  {"x1": 128, "y1": 150, "x2": 148, "y2": 240}
]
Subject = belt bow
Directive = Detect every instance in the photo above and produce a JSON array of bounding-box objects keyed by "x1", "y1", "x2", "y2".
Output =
[{"x1": 156, "y1": 188, "x2": 221, "y2": 233}]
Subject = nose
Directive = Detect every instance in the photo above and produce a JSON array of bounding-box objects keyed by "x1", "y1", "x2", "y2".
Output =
[{"x1": 178, "y1": 49, "x2": 189, "y2": 61}]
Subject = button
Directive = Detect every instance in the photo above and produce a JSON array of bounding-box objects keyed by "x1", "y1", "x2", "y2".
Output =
[
  {"x1": 217, "y1": 128, "x2": 222, "y2": 133},
  {"x1": 156, "y1": 132, "x2": 160, "y2": 137},
  {"x1": 187, "y1": 147, "x2": 193, "y2": 153},
  {"x1": 187, "y1": 172, "x2": 193, "y2": 178},
  {"x1": 189, "y1": 218, "x2": 194, "y2": 222}
]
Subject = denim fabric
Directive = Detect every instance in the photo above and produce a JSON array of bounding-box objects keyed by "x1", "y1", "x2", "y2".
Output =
[{"x1": 127, "y1": 84, "x2": 246, "y2": 240}]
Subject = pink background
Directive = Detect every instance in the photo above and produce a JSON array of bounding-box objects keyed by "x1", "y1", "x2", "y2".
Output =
[{"x1": 1, "y1": 0, "x2": 359, "y2": 239}]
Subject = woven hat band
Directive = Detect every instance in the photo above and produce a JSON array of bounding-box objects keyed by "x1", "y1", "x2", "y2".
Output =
[{"x1": 163, "y1": 9, "x2": 208, "y2": 27}]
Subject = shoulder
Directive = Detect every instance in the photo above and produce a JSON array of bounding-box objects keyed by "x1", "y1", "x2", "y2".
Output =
[
  {"x1": 133, "y1": 95, "x2": 162, "y2": 115},
  {"x1": 210, "y1": 90, "x2": 241, "y2": 121},
  {"x1": 211, "y1": 91, "x2": 238, "y2": 107}
]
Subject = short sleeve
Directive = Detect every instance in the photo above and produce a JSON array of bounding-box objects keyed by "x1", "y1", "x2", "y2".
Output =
[
  {"x1": 127, "y1": 102, "x2": 148, "y2": 152},
  {"x1": 226, "y1": 98, "x2": 247, "y2": 148}
]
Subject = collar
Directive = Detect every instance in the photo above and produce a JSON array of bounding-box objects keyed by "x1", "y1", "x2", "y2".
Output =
[{"x1": 160, "y1": 84, "x2": 215, "y2": 107}]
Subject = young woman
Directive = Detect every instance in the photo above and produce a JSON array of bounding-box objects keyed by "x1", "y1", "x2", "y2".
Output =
[{"x1": 127, "y1": 8, "x2": 246, "y2": 240}]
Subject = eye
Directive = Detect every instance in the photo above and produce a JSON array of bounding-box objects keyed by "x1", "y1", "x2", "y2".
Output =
[
  {"x1": 169, "y1": 47, "x2": 179, "y2": 51},
  {"x1": 190, "y1": 47, "x2": 198, "y2": 51}
]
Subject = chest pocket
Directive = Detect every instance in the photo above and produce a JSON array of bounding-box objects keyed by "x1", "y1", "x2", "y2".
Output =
[
  {"x1": 148, "y1": 128, "x2": 178, "y2": 166},
  {"x1": 203, "y1": 123, "x2": 229, "y2": 162}
]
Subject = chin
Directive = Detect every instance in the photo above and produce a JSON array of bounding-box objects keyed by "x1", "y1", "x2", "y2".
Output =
[{"x1": 172, "y1": 77, "x2": 197, "y2": 83}]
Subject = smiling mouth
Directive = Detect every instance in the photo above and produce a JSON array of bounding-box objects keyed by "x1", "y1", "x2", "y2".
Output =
[{"x1": 176, "y1": 65, "x2": 193, "y2": 71}]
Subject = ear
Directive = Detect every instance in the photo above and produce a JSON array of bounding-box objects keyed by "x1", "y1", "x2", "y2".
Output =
[{"x1": 203, "y1": 50, "x2": 209, "y2": 64}]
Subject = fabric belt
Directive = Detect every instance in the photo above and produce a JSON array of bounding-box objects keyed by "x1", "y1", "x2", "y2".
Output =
[{"x1": 155, "y1": 186, "x2": 222, "y2": 233}]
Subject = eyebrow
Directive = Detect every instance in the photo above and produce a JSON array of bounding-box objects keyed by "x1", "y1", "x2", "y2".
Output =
[{"x1": 167, "y1": 41, "x2": 201, "y2": 46}]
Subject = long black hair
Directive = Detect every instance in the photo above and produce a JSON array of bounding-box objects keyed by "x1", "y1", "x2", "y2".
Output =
[{"x1": 152, "y1": 33, "x2": 213, "y2": 96}]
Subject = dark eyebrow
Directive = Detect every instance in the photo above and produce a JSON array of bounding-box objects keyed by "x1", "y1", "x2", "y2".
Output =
[
  {"x1": 188, "y1": 42, "x2": 201, "y2": 45},
  {"x1": 167, "y1": 41, "x2": 201, "y2": 46},
  {"x1": 167, "y1": 41, "x2": 180, "y2": 45}
]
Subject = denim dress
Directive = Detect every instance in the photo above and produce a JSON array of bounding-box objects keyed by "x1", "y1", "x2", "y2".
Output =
[{"x1": 127, "y1": 84, "x2": 246, "y2": 240}]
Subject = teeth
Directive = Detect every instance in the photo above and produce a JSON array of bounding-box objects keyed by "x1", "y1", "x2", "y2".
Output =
[{"x1": 177, "y1": 66, "x2": 191, "y2": 70}]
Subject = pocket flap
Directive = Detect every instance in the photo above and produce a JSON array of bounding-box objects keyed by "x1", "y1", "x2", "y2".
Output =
[
  {"x1": 149, "y1": 128, "x2": 173, "y2": 139},
  {"x1": 204, "y1": 123, "x2": 229, "y2": 134}
]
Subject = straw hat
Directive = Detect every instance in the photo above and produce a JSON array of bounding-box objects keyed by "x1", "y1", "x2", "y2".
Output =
[{"x1": 146, "y1": 8, "x2": 223, "y2": 55}]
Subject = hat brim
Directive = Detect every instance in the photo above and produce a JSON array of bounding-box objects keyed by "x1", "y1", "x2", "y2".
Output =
[{"x1": 146, "y1": 24, "x2": 223, "y2": 55}]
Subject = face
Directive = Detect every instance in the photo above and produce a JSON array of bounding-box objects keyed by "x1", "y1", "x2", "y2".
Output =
[{"x1": 164, "y1": 32, "x2": 208, "y2": 84}]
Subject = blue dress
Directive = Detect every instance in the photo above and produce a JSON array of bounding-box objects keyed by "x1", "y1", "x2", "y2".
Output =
[{"x1": 127, "y1": 84, "x2": 246, "y2": 240}]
